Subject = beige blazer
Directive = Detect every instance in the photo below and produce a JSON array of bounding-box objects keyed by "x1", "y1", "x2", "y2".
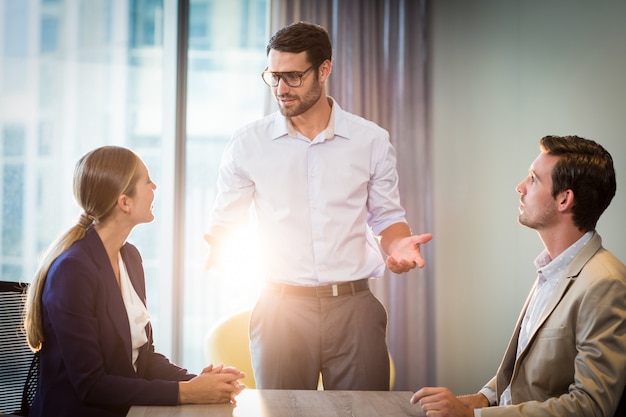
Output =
[{"x1": 482, "y1": 233, "x2": 626, "y2": 417}]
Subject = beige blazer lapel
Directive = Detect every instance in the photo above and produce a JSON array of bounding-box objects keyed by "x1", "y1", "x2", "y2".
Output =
[
  {"x1": 515, "y1": 276, "x2": 574, "y2": 363},
  {"x1": 496, "y1": 283, "x2": 536, "y2": 399},
  {"x1": 514, "y1": 234, "x2": 601, "y2": 364}
]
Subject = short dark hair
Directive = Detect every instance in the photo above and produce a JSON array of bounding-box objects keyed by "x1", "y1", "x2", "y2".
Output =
[
  {"x1": 540, "y1": 135, "x2": 616, "y2": 231},
  {"x1": 266, "y1": 21, "x2": 333, "y2": 67}
]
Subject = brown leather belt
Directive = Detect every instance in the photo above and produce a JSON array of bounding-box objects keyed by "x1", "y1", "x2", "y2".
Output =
[{"x1": 268, "y1": 278, "x2": 370, "y2": 297}]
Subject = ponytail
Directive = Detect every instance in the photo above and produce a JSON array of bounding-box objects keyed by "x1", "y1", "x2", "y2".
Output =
[{"x1": 24, "y1": 216, "x2": 91, "y2": 351}]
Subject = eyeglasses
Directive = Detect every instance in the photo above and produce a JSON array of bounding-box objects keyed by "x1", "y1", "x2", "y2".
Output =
[{"x1": 261, "y1": 65, "x2": 315, "y2": 88}]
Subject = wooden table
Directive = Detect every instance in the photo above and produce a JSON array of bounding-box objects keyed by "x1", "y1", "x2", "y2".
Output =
[{"x1": 126, "y1": 389, "x2": 426, "y2": 417}]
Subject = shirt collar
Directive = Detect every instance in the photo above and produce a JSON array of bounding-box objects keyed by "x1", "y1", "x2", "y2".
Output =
[
  {"x1": 534, "y1": 231, "x2": 594, "y2": 283},
  {"x1": 270, "y1": 97, "x2": 349, "y2": 142}
]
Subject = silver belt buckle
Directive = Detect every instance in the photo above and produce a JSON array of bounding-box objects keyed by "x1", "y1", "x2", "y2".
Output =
[{"x1": 331, "y1": 284, "x2": 339, "y2": 296}]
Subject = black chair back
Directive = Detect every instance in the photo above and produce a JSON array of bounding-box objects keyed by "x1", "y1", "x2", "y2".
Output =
[{"x1": 0, "y1": 281, "x2": 38, "y2": 416}]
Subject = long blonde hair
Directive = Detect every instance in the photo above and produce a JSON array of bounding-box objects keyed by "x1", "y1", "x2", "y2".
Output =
[{"x1": 25, "y1": 146, "x2": 141, "y2": 351}]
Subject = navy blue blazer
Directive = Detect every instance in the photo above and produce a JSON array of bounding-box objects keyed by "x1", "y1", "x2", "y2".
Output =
[{"x1": 30, "y1": 227, "x2": 194, "y2": 417}]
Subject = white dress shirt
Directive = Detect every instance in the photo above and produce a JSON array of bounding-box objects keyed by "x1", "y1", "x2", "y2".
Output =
[{"x1": 208, "y1": 98, "x2": 407, "y2": 286}]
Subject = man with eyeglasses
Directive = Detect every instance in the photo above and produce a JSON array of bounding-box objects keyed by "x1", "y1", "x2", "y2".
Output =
[{"x1": 205, "y1": 21, "x2": 432, "y2": 391}]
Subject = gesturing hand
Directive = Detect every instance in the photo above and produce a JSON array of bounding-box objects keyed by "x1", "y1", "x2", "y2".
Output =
[{"x1": 386, "y1": 233, "x2": 433, "y2": 274}]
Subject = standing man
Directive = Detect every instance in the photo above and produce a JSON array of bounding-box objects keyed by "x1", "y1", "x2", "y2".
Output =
[
  {"x1": 412, "y1": 135, "x2": 626, "y2": 416},
  {"x1": 205, "y1": 21, "x2": 432, "y2": 390}
]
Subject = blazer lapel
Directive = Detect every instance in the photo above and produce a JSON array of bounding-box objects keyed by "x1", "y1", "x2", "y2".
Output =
[
  {"x1": 120, "y1": 245, "x2": 147, "y2": 304},
  {"x1": 496, "y1": 282, "x2": 536, "y2": 398},
  {"x1": 521, "y1": 276, "x2": 574, "y2": 354},
  {"x1": 513, "y1": 233, "x2": 602, "y2": 368},
  {"x1": 84, "y1": 228, "x2": 133, "y2": 365}
]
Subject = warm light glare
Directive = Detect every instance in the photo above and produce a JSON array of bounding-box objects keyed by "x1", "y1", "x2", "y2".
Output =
[{"x1": 207, "y1": 227, "x2": 264, "y2": 307}]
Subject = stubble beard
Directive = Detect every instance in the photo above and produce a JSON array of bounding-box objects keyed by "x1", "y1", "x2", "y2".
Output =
[
  {"x1": 276, "y1": 81, "x2": 323, "y2": 118},
  {"x1": 517, "y1": 202, "x2": 557, "y2": 231}
]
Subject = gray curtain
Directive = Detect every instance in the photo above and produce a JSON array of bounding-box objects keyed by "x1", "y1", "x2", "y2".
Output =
[{"x1": 268, "y1": 0, "x2": 433, "y2": 391}]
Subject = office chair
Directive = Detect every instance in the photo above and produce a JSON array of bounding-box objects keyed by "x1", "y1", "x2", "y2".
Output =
[
  {"x1": 0, "y1": 281, "x2": 39, "y2": 416},
  {"x1": 205, "y1": 309, "x2": 256, "y2": 388},
  {"x1": 204, "y1": 309, "x2": 396, "y2": 390}
]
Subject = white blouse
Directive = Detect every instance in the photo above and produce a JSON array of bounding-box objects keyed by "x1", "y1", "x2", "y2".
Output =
[{"x1": 118, "y1": 254, "x2": 150, "y2": 372}]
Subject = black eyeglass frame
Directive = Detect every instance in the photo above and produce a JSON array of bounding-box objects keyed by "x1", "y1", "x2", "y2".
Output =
[{"x1": 261, "y1": 65, "x2": 315, "y2": 88}]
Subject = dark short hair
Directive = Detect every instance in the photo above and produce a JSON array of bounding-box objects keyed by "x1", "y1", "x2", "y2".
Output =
[
  {"x1": 540, "y1": 135, "x2": 616, "y2": 231},
  {"x1": 266, "y1": 21, "x2": 333, "y2": 67}
]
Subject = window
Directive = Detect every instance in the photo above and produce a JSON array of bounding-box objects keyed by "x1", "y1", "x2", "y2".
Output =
[
  {"x1": 0, "y1": 0, "x2": 268, "y2": 372},
  {"x1": 2, "y1": 125, "x2": 26, "y2": 272},
  {"x1": 183, "y1": 0, "x2": 268, "y2": 369}
]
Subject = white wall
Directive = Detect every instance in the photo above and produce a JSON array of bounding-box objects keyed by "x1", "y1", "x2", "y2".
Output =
[{"x1": 431, "y1": 0, "x2": 626, "y2": 394}]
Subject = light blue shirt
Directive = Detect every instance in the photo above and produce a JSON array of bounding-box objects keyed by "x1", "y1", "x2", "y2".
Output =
[
  {"x1": 475, "y1": 231, "x2": 593, "y2": 416},
  {"x1": 209, "y1": 98, "x2": 407, "y2": 285}
]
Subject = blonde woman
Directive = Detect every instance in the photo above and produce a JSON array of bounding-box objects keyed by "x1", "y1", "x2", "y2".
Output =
[{"x1": 25, "y1": 146, "x2": 244, "y2": 417}]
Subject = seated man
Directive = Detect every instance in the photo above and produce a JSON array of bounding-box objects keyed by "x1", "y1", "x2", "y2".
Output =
[{"x1": 412, "y1": 135, "x2": 626, "y2": 417}]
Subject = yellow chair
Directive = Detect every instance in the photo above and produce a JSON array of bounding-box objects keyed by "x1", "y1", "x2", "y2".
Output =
[
  {"x1": 205, "y1": 309, "x2": 256, "y2": 388},
  {"x1": 389, "y1": 354, "x2": 396, "y2": 390},
  {"x1": 204, "y1": 309, "x2": 395, "y2": 390}
]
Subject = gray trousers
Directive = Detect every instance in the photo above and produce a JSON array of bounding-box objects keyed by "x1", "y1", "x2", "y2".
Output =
[{"x1": 249, "y1": 287, "x2": 390, "y2": 390}]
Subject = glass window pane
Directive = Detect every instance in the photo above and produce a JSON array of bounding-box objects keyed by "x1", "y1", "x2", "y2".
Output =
[
  {"x1": 40, "y1": 16, "x2": 59, "y2": 53},
  {"x1": 2, "y1": 164, "x2": 24, "y2": 260},
  {"x1": 0, "y1": 0, "x2": 269, "y2": 376},
  {"x1": 3, "y1": 1, "x2": 28, "y2": 57},
  {"x1": 0, "y1": 0, "x2": 177, "y2": 358},
  {"x1": 183, "y1": 0, "x2": 268, "y2": 371}
]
